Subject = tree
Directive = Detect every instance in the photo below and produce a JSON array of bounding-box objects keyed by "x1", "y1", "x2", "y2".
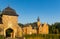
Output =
[
  {"x1": 49, "y1": 22, "x2": 60, "y2": 34},
  {"x1": 18, "y1": 23, "x2": 24, "y2": 28}
]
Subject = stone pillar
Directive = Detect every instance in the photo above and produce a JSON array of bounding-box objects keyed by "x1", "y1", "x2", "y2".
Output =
[
  {"x1": 13, "y1": 32, "x2": 15, "y2": 38},
  {"x1": 11, "y1": 33, "x2": 13, "y2": 38},
  {"x1": 4, "y1": 29, "x2": 6, "y2": 37}
]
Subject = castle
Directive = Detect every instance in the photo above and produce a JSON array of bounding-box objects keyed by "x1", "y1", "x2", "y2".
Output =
[
  {"x1": 0, "y1": 6, "x2": 49, "y2": 38},
  {"x1": 0, "y1": 6, "x2": 22, "y2": 38},
  {"x1": 22, "y1": 17, "x2": 49, "y2": 35}
]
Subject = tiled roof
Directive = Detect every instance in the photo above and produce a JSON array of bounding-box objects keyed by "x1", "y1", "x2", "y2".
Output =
[{"x1": 2, "y1": 6, "x2": 18, "y2": 16}]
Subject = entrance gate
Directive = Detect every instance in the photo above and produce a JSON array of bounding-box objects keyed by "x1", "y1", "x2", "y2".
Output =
[{"x1": 6, "y1": 28, "x2": 14, "y2": 38}]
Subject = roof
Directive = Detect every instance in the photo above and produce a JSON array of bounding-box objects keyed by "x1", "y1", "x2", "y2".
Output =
[
  {"x1": 0, "y1": 11, "x2": 2, "y2": 24},
  {"x1": 0, "y1": 14, "x2": 3, "y2": 24},
  {"x1": 37, "y1": 16, "x2": 40, "y2": 21},
  {"x1": 23, "y1": 22, "x2": 38, "y2": 29},
  {"x1": 2, "y1": 6, "x2": 18, "y2": 16}
]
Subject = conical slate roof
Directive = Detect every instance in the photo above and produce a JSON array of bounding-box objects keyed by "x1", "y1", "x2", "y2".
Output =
[{"x1": 2, "y1": 6, "x2": 18, "y2": 16}]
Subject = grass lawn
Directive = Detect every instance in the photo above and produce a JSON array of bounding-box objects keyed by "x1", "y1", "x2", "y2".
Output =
[
  {"x1": 24, "y1": 34, "x2": 60, "y2": 39},
  {"x1": 0, "y1": 34, "x2": 60, "y2": 39},
  {"x1": 0, "y1": 35, "x2": 4, "y2": 39}
]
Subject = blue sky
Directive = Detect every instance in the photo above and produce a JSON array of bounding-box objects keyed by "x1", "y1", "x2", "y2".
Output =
[{"x1": 0, "y1": 0, "x2": 60, "y2": 24}]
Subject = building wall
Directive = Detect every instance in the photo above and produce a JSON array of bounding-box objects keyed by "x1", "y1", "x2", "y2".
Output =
[
  {"x1": 23, "y1": 25, "x2": 37, "y2": 35},
  {"x1": 26, "y1": 26, "x2": 32, "y2": 35},
  {"x1": 37, "y1": 21, "x2": 41, "y2": 27},
  {"x1": 38, "y1": 26, "x2": 43, "y2": 34},
  {"x1": 0, "y1": 14, "x2": 49, "y2": 37},
  {"x1": 23, "y1": 27, "x2": 27, "y2": 35},
  {"x1": 23, "y1": 20, "x2": 49, "y2": 35},
  {"x1": 42, "y1": 23, "x2": 49, "y2": 34},
  {"x1": 23, "y1": 22, "x2": 49, "y2": 35},
  {"x1": 38, "y1": 23, "x2": 49, "y2": 34},
  {"x1": 0, "y1": 15, "x2": 22, "y2": 38},
  {"x1": 32, "y1": 29, "x2": 37, "y2": 34},
  {"x1": 23, "y1": 25, "x2": 33, "y2": 35},
  {"x1": 0, "y1": 24, "x2": 4, "y2": 35},
  {"x1": 2, "y1": 15, "x2": 18, "y2": 25}
]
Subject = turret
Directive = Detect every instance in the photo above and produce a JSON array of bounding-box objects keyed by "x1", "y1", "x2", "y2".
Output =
[
  {"x1": 2, "y1": 6, "x2": 19, "y2": 26},
  {"x1": 37, "y1": 17, "x2": 41, "y2": 27}
]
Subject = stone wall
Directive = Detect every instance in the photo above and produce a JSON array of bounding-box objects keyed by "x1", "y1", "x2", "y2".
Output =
[{"x1": 0, "y1": 15, "x2": 23, "y2": 38}]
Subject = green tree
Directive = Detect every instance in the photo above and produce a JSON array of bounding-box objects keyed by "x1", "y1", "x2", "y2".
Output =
[{"x1": 18, "y1": 23, "x2": 24, "y2": 28}]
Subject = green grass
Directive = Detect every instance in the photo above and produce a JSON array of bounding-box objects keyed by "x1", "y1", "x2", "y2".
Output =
[
  {"x1": 0, "y1": 35, "x2": 4, "y2": 39},
  {"x1": 0, "y1": 34, "x2": 60, "y2": 39},
  {"x1": 24, "y1": 34, "x2": 60, "y2": 39}
]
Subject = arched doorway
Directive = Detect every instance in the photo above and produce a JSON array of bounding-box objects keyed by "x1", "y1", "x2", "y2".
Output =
[{"x1": 6, "y1": 28, "x2": 14, "y2": 38}]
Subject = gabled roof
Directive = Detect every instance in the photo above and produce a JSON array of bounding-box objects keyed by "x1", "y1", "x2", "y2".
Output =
[{"x1": 2, "y1": 6, "x2": 18, "y2": 16}]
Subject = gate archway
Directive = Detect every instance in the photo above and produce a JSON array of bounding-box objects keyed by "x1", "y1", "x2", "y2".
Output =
[{"x1": 6, "y1": 28, "x2": 14, "y2": 38}]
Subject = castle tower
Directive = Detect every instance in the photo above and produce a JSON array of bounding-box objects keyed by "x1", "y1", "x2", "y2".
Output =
[
  {"x1": 37, "y1": 17, "x2": 42, "y2": 34},
  {"x1": 2, "y1": 6, "x2": 18, "y2": 25},
  {"x1": 1, "y1": 6, "x2": 22, "y2": 38},
  {"x1": 37, "y1": 17, "x2": 41, "y2": 27}
]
